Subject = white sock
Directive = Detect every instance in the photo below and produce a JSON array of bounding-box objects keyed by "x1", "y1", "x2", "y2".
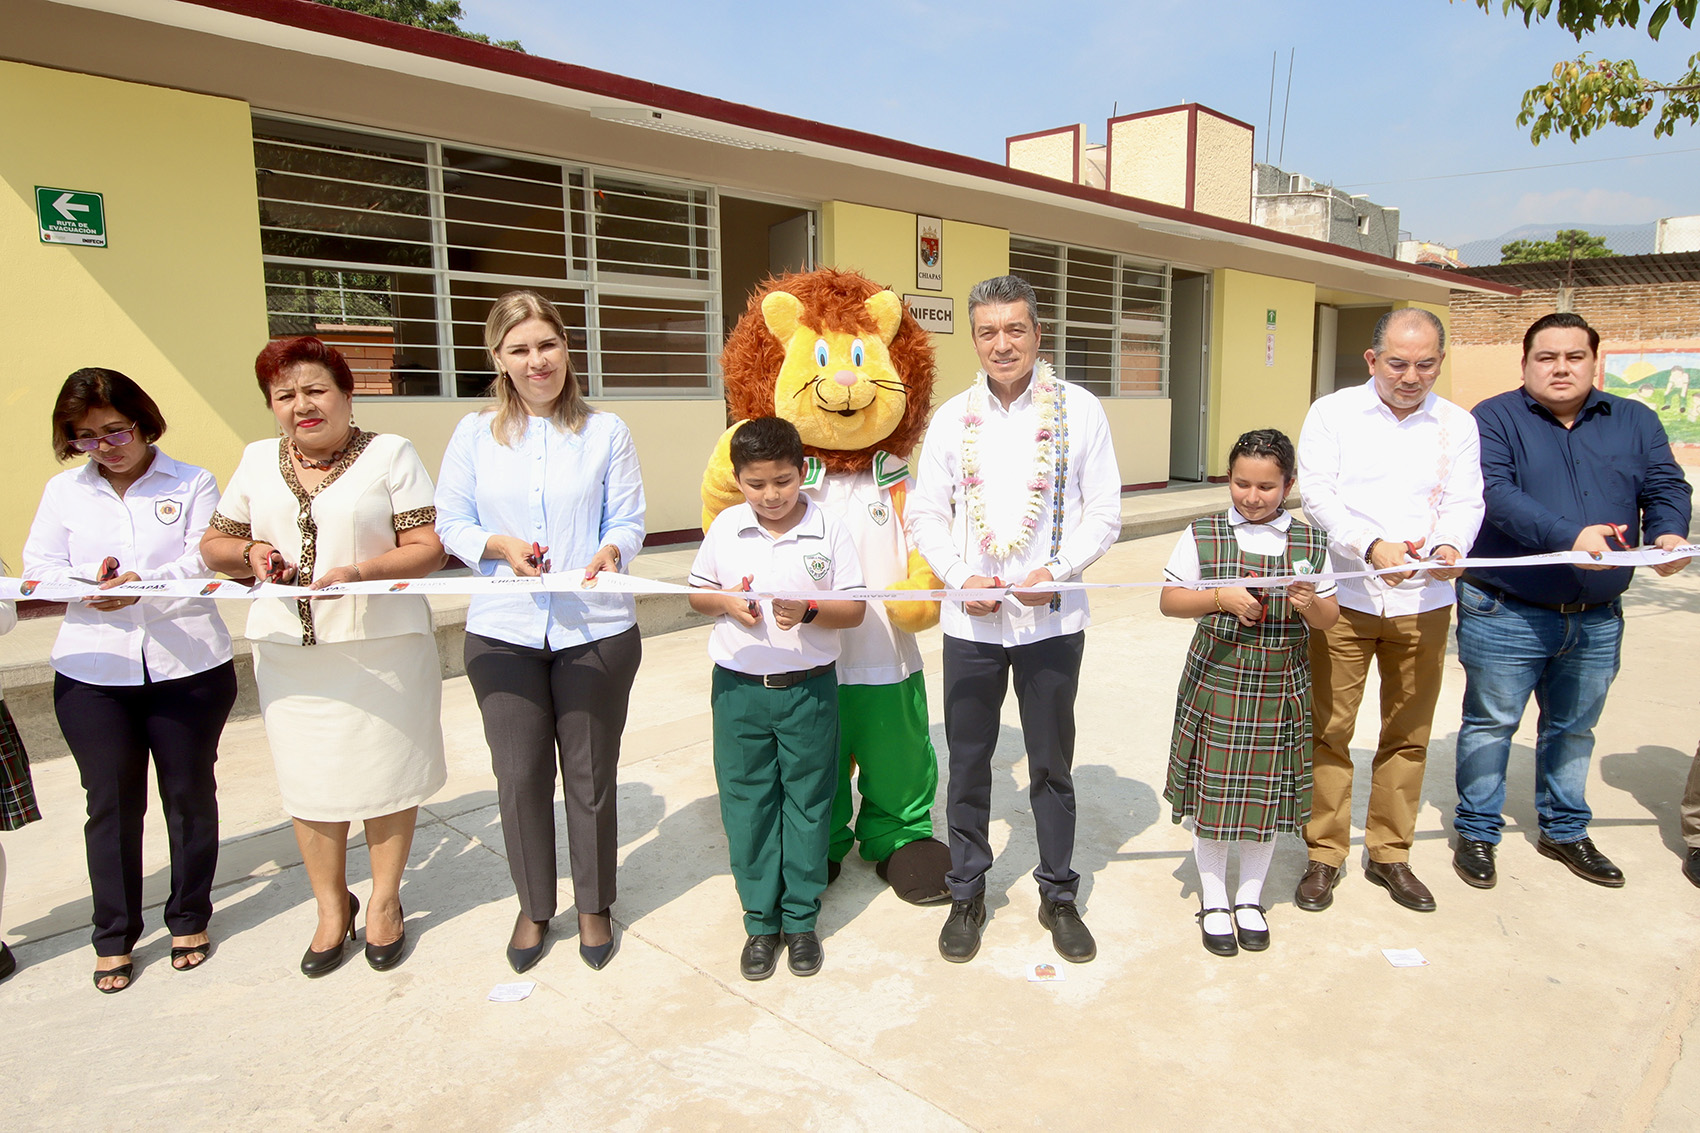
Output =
[
  {"x1": 1194, "y1": 835, "x2": 1232, "y2": 936},
  {"x1": 1234, "y1": 838, "x2": 1276, "y2": 931}
]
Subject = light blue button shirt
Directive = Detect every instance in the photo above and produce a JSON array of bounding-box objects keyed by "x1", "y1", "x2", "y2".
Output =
[{"x1": 435, "y1": 410, "x2": 646, "y2": 650}]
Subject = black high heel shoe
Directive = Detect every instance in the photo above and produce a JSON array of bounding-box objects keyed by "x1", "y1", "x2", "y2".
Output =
[
  {"x1": 365, "y1": 903, "x2": 407, "y2": 971},
  {"x1": 507, "y1": 913, "x2": 550, "y2": 974},
  {"x1": 300, "y1": 891, "x2": 358, "y2": 978},
  {"x1": 579, "y1": 908, "x2": 616, "y2": 971}
]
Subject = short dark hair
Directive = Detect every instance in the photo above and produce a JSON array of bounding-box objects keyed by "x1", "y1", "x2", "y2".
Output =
[
  {"x1": 1521, "y1": 312, "x2": 1600, "y2": 360},
  {"x1": 1227, "y1": 427, "x2": 1297, "y2": 482},
  {"x1": 730, "y1": 416, "x2": 805, "y2": 475},
  {"x1": 255, "y1": 336, "x2": 356, "y2": 400},
  {"x1": 51, "y1": 368, "x2": 167, "y2": 462}
]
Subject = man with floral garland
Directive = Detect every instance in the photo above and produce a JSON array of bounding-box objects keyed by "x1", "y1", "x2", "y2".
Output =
[{"x1": 908, "y1": 274, "x2": 1123, "y2": 964}]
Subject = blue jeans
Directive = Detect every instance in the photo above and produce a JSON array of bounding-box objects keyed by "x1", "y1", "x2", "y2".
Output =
[{"x1": 1453, "y1": 580, "x2": 1623, "y2": 846}]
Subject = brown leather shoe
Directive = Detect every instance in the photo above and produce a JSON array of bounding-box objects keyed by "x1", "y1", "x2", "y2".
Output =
[
  {"x1": 1363, "y1": 859, "x2": 1437, "y2": 912},
  {"x1": 1294, "y1": 861, "x2": 1341, "y2": 911}
]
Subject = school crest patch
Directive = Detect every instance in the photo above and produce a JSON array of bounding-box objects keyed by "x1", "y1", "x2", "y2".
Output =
[
  {"x1": 155, "y1": 498, "x2": 183, "y2": 525},
  {"x1": 867, "y1": 501, "x2": 890, "y2": 526},
  {"x1": 803, "y1": 553, "x2": 830, "y2": 581}
]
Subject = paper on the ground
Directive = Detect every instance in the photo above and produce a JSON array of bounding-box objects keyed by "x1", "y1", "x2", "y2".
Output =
[
  {"x1": 487, "y1": 981, "x2": 536, "y2": 1001},
  {"x1": 1026, "y1": 961, "x2": 1066, "y2": 982},
  {"x1": 1382, "y1": 948, "x2": 1429, "y2": 968}
]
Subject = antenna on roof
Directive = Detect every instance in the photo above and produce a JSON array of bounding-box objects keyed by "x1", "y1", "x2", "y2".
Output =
[{"x1": 1278, "y1": 49, "x2": 1295, "y2": 166}]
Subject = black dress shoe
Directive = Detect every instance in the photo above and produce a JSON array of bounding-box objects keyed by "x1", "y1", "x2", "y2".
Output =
[
  {"x1": 1294, "y1": 861, "x2": 1341, "y2": 911},
  {"x1": 1684, "y1": 848, "x2": 1700, "y2": 889},
  {"x1": 938, "y1": 895, "x2": 986, "y2": 963},
  {"x1": 579, "y1": 909, "x2": 617, "y2": 971},
  {"x1": 365, "y1": 904, "x2": 406, "y2": 971},
  {"x1": 301, "y1": 892, "x2": 359, "y2": 978},
  {"x1": 785, "y1": 931, "x2": 823, "y2": 977},
  {"x1": 1232, "y1": 904, "x2": 1269, "y2": 952},
  {"x1": 1364, "y1": 860, "x2": 1437, "y2": 911},
  {"x1": 1538, "y1": 835, "x2": 1624, "y2": 887},
  {"x1": 740, "y1": 934, "x2": 782, "y2": 981},
  {"x1": 1195, "y1": 907, "x2": 1237, "y2": 956},
  {"x1": 1038, "y1": 898, "x2": 1097, "y2": 963},
  {"x1": 1453, "y1": 838, "x2": 1498, "y2": 889},
  {"x1": 0, "y1": 941, "x2": 16, "y2": 982},
  {"x1": 826, "y1": 858, "x2": 842, "y2": 884},
  {"x1": 506, "y1": 916, "x2": 550, "y2": 974}
]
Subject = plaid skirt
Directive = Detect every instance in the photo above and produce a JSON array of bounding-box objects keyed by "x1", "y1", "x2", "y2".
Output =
[
  {"x1": 1, "y1": 699, "x2": 42, "y2": 831},
  {"x1": 1164, "y1": 626, "x2": 1312, "y2": 842}
]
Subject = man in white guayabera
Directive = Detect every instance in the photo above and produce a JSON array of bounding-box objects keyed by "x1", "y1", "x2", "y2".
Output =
[{"x1": 908, "y1": 274, "x2": 1122, "y2": 966}]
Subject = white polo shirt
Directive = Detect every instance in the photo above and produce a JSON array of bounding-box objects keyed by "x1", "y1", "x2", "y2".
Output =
[
  {"x1": 688, "y1": 497, "x2": 865, "y2": 677},
  {"x1": 23, "y1": 450, "x2": 234, "y2": 686}
]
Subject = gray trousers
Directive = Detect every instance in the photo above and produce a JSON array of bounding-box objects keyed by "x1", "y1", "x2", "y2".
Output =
[
  {"x1": 941, "y1": 631, "x2": 1085, "y2": 904},
  {"x1": 1683, "y1": 741, "x2": 1700, "y2": 849},
  {"x1": 465, "y1": 628, "x2": 641, "y2": 920}
]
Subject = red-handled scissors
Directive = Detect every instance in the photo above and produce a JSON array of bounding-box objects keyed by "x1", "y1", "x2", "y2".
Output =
[
  {"x1": 739, "y1": 574, "x2": 758, "y2": 616},
  {"x1": 97, "y1": 556, "x2": 121, "y2": 582},
  {"x1": 525, "y1": 542, "x2": 550, "y2": 572}
]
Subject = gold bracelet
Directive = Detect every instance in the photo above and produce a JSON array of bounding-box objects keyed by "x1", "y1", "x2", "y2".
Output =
[
  {"x1": 1213, "y1": 588, "x2": 1224, "y2": 613},
  {"x1": 349, "y1": 563, "x2": 363, "y2": 583}
]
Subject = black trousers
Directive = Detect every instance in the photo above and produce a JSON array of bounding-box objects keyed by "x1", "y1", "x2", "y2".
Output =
[
  {"x1": 54, "y1": 661, "x2": 238, "y2": 956},
  {"x1": 465, "y1": 628, "x2": 642, "y2": 920},
  {"x1": 941, "y1": 631, "x2": 1085, "y2": 904}
]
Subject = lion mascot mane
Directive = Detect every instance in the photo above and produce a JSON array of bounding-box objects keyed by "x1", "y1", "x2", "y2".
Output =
[{"x1": 702, "y1": 267, "x2": 952, "y2": 904}]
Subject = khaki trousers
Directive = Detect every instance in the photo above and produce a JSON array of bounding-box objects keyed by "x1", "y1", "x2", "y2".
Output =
[
  {"x1": 1304, "y1": 604, "x2": 1451, "y2": 867},
  {"x1": 1683, "y1": 741, "x2": 1700, "y2": 849}
]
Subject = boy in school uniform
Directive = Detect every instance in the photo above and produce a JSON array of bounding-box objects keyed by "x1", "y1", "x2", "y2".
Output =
[{"x1": 688, "y1": 417, "x2": 867, "y2": 980}]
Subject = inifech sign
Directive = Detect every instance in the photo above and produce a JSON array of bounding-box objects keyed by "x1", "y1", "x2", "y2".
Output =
[{"x1": 36, "y1": 186, "x2": 107, "y2": 247}]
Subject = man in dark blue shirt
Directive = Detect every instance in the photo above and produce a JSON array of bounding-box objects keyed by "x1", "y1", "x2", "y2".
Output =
[{"x1": 1452, "y1": 313, "x2": 1691, "y2": 892}]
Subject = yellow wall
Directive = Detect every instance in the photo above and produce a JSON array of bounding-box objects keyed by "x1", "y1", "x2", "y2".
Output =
[
  {"x1": 1193, "y1": 114, "x2": 1253, "y2": 222},
  {"x1": 0, "y1": 61, "x2": 271, "y2": 569},
  {"x1": 1208, "y1": 269, "x2": 1316, "y2": 476}
]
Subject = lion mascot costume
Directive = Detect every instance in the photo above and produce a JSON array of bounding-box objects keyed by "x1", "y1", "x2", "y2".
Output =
[{"x1": 702, "y1": 268, "x2": 952, "y2": 905}]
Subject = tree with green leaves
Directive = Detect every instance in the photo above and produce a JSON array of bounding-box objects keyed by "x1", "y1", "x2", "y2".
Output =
[
  {"x1": 1500, "y1": 228, "x2": 1617, "y2": 263},
  {"x1": 1469, "y1": 0, "x2": 1697, "y2": 141},
  {"x1": 316, "y1": 0, "x2": 523, "y2": 52}
]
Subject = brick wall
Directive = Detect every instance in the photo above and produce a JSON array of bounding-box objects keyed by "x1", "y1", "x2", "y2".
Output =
[{"x1": 1451, "y1": 282, "x2": 1700, "y2": 346}]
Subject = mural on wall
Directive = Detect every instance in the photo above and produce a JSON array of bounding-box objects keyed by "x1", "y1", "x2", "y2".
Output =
[{"x1": 1603, "y1": 350, "x2": 1700, "y2": 445}]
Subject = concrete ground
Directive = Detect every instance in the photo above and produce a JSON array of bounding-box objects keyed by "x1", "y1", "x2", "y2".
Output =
[{"x1": 4, "y1": 521, "x2": 1699, "y2": 1131}]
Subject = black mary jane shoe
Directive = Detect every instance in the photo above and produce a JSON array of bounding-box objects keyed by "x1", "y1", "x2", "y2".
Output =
[
  {"x1": 507, "y1": 915, "x2": 551, "y2": 975},
  {"x1": 1232, "y1": 903, "x2": 1270, "y2": 952},
  {"x1": 579, "y1": 909, "x2": 617, "y2": 971},
  {"x1": 365, "y1": 904, "x2": 406, "y2": 971},
  {"x1": 301, "y1": 891, "x2": 359, "y2": 979},
  {"x1": 1196, "y1": 906, "x2": 1238, "y2": 957}
]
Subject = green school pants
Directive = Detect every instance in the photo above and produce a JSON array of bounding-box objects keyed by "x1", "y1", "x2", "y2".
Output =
[
  {"x1": 831, "y1": 673, "x2": 939, "y2": 863},
  {"x1": 710, "y1": 665, "x2": 839, "y2": 934}
]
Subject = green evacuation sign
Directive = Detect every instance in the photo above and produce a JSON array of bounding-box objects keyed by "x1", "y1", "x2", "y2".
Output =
[{"x1": 36, "y1": 186, "x2": 107, "y2": 247}]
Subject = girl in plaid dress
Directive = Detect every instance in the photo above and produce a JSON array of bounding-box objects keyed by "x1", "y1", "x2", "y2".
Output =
[
  {"x1": 1159, "y1": 430, "x2": 1338, "y2": 957},
  {"x1": 2, "y1": 557, "x2": 44, "y2": 983}
]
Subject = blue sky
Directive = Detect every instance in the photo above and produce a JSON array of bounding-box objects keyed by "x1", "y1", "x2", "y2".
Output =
[{"x1": 465, "y1": 0, "x2": 1697, "y2": 246}]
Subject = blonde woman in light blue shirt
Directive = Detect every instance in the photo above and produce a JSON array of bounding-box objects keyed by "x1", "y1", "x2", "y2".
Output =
[{"x1": 435, "y1": 290, "x2": 646, "y2": 974}]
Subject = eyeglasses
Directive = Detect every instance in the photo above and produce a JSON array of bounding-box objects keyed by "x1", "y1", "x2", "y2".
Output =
[
  {"x1": 1381, "y1": 358, "x2": 1442, "y2": 378},
  {"x1": 69, "y1": 425, "x2": 137, "y2": 453}
]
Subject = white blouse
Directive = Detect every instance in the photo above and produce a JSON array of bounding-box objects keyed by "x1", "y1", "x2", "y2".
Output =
[
  {"x1": 211, "y1": 433, "x2": 437, "y2": 646},
  {"x1": 22, "y1": 451, "x2": 234, "y2": 685}
]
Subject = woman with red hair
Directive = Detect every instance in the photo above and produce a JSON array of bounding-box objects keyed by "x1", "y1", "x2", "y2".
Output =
[{"x1": 202, "y1": 337, "x2": 447, "y2": 978}]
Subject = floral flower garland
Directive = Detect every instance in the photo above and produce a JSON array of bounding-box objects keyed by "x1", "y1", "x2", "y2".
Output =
[{"x1": 960, "y1": 358, "x2": 1064, "y2": 560}]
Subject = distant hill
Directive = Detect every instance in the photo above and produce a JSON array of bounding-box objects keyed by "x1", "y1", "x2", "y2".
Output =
[{"x1": 1456, "y1": 221, "x2": 1657, "y2": 267}]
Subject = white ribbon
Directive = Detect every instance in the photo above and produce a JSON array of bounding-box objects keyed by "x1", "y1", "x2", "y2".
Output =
[{"x1": 5, "y1": 545, "x2": 1694, "y2": 605}]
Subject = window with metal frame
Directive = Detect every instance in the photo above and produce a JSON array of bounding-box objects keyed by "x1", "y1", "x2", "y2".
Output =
[
  {"x1": 1009, "y1": 237, "x2": 1171, "y2": 398},
  {"x1": 253, "y1": 114, "x2": 722, "y2": 398}
]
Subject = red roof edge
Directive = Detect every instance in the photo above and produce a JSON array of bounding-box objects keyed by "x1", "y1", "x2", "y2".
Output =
[{"x1": 169, "y1": 0, "x2": 1518, "y2": 296}]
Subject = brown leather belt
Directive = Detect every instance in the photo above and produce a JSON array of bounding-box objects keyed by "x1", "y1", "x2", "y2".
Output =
[
  {"x1": 716, "y1": 662, "x2": 835, "y2": 690},
  {"x1": 1462, "y1": 575, "x2": 1611, "y2": 615}
]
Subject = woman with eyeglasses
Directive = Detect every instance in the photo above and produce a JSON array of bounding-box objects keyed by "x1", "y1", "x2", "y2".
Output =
[{"x1": 22, "y1": 368, "x2": 238, "y2": 993}]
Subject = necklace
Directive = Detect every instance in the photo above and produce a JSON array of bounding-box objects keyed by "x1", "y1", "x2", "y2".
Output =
[
  {"x1": 960, "y1": 359, "x2": 1064, "y2": 560},
  {"x1": 292, "y1": 431, "x2": 355, "y2": 471}
]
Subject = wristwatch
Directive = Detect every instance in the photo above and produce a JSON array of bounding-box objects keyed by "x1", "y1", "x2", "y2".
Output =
[
  {"x1": 801, "y1": 600, "x2": 820, "y2": 624},
  {"x1": 1363, "y1": 538, "x2": 1382, "y2": 564}
]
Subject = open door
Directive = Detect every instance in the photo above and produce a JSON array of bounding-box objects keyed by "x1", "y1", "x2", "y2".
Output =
[
  {"x1": 719, "y1": 195, "x2": 815, "y2": 333},
  {"x1": 1168, "y1": 269, "x2": 1210, "y2": 482}
]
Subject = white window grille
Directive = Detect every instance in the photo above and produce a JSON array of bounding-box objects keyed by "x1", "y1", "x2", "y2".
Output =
[
  {"x1": 254, "y1": 114, "x2": 721, "y2": 397},
  {"x1": 1009, "y1": 238, "x2": 1171, "y2": 398}
]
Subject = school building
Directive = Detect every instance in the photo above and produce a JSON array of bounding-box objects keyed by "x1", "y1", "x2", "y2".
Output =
[{"x1": 0, "y1": 0, "x2": 1517, "y2": 570}]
